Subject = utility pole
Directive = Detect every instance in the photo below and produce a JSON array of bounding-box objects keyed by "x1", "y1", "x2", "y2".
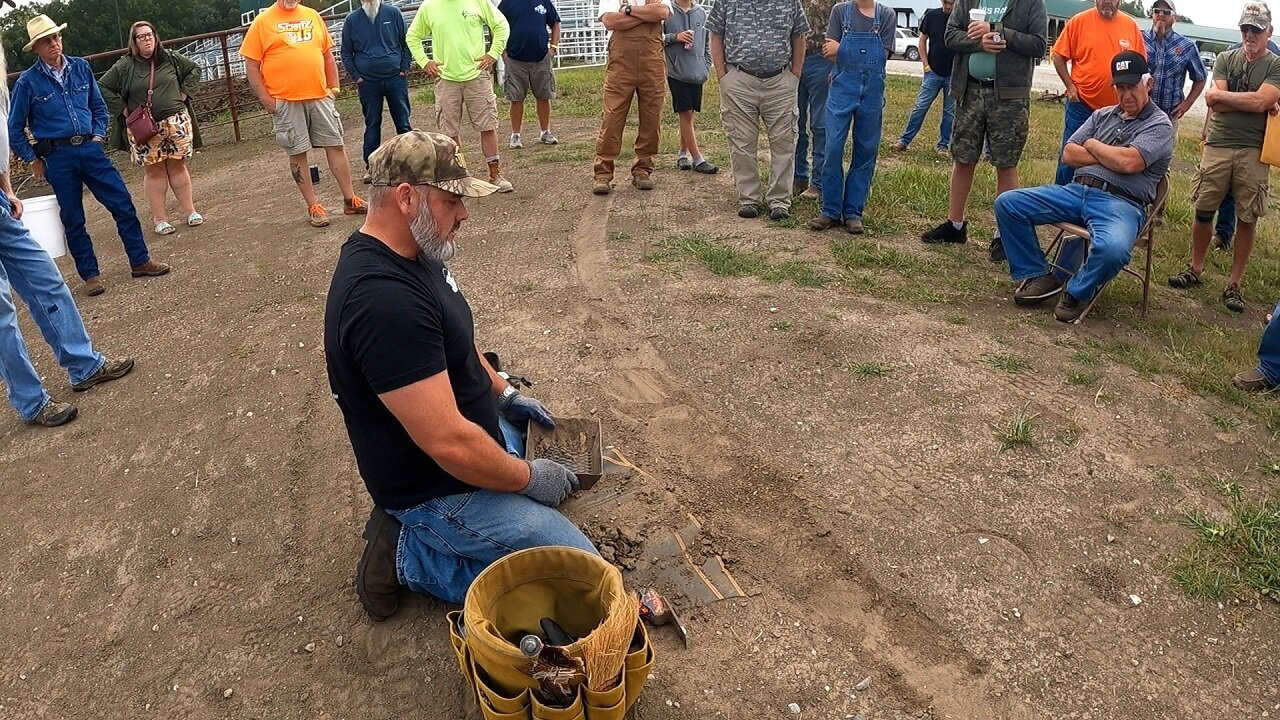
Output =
[{"x1": 113, "y1": 0, "x2": 124, "y2": 48}]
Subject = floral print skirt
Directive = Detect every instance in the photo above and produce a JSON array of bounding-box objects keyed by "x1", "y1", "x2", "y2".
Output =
[{"x1": 128, "y1": 109, "x2": 194, "y2": 166}]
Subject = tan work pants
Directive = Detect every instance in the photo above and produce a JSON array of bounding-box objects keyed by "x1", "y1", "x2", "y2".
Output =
[
  {"x1": 593, "y1": 25, "x2": 667, "y2": 181},
  {"x1": 719, "y1": 67, "x2": 800, "y2": 209}
]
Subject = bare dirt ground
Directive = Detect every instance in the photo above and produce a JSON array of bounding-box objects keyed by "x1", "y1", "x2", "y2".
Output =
[{"x1": 1, "y1": 108, "x2": 1277, "y2": 720}]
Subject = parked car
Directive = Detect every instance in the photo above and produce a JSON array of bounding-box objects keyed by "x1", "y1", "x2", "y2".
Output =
[
  {"x1": 1200, "y1": 50, "x2": 1216, "y2": 69},
  {"x1": 894, "y1": 28, "x2": 920, "y2": 61}
]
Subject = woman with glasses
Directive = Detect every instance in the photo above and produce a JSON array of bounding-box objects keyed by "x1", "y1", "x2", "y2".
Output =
[{"x1": 99, "y1": 21, "x2": 204, "y2": 236}]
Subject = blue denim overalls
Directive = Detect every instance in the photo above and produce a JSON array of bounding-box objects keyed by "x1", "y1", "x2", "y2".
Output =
[{"x1": 820, "y1": 2, "x2": 888, "y2": 222}]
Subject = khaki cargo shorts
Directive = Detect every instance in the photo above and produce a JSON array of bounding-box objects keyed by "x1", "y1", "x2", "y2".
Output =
[
  {"x1": 436, "y1": 72, "x2": 499, "y2": 136},
  {"x1": 503, "y1": 55, "x2": 556, "y2": 102},
  {"x1": 1191, "y1": 145, "x2": 1270, "y2": 224},
  {"x1": 271, "y1": 97, "x2": 344, "y2": 156}
]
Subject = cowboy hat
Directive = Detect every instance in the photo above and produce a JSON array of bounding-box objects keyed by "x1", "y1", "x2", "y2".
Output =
[{"x1": 23, "y1": 14, "x2": 67, "y2": 52}]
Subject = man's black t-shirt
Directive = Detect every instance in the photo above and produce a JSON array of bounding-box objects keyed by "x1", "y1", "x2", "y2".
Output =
[
  {"x1": 919, "y1": 7, "x2": 955, "y2": 78},
  {"x1": 324, "y1": 231, "x2": 503, "y2": 510}
]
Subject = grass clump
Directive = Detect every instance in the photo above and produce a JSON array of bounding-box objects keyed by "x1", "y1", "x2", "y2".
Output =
[
  {"x1": 1169, "y1": 491, "x2": 1280, "y2": 602},
  {"x1": 982, "y1": 352, "x2": 1032, "y2": 374},
  {"x1": 996, "y1": 407, "x2": 1038, "y2": 452},
  {"x1": 845, "y1": 361, "x2": 893, "y2": 379}
]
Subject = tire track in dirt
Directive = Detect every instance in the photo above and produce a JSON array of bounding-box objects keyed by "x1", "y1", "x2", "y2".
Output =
[{"x1": 567, "y1": 195, "x2": 1023, "y2": 718}]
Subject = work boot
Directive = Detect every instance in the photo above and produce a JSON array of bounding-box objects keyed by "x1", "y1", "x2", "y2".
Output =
[
  {"x1": 1014, "y1": 273, "x2": 1064, "y2": 306},
  {"x1": 25, "y1": 399, "x2": 77, "y2": 427},
  {"x1": 72, "y1": 357, "x2": 135, "y2": 392},
  {"x1": 631, "y1": 174, "x2": 655, "y2": 191},
  {"x1": 1054, "y1": 290, "x2": 1088, "y2": 323},
  {"x1": 356, "y1": 506, "x2": 404, "y2": 621},
  {"x1": 130, "y1": 259, "x2": 171, "y2": 277},
  {"x1": 1234, "y1": 367, "x2": 1276, "y2": 392},
  {"x1": 808, "y1": 215, "x2": 838, "y2": 231},
  {"x1": 844, "y1": 218, "x2": 864, "y2": 234},
  {"x1": 82, "y1": 277, "x2": 106, "y2": 297},
  {"x1": 793, "y1": 179, "x2": 809, "y2": 195},
  {"x1": 488, "y1": 160, "x2": 514, "y2": 193},
  {"x1": 800, "y1": 186, "x2": 820, "y2": 199},
  {"x1": 592, "y1": 179, "x2": 612, "y2": 195}
]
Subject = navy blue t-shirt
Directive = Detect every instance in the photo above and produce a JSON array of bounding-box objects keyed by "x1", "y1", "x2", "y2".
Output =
[{"x1": 498, "y1": 0, "x2": 562, "y2": 63}]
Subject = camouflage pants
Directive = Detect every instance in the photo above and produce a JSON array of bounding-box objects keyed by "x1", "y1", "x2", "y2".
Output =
[{"x1": 951, "y1": 83, "x2": 1028, "y2": 168}]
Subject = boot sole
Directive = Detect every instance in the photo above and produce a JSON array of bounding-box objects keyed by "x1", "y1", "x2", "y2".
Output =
[
  {"x1": 1014, "y1": 287, "x2": 1064, "y2": 307},
  {"x1": 355, "y1": 508, "x2": 401, "y2": 621},
  {"x1": 131, "y1": 266, "x2": 171, "y2": 278},
  {"x1": 72, "y1": 358, "x2": 136, "y2": 391}
]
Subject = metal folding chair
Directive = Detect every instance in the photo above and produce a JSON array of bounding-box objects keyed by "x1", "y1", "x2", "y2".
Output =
[{"x1": 1024, "y1": 176, "x2": 1169, "y2": 324}]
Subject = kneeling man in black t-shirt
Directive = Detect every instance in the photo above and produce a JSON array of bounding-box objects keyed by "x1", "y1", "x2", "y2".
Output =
[{"x1": 324, "y1": 131, "x2": 598, "y2": 619}]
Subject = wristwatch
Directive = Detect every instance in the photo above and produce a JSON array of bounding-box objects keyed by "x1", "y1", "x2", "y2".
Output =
[{"x1": 623, "y1": 4, "x2": 632, "y2": 14}]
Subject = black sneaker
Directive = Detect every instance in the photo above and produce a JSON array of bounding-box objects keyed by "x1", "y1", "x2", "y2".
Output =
[
  {"x1": 738, "y1": 205, "x2": 759, "y2": 219},
  {"x1": 72, "y1": 357, "x2": 135, "y2": 392},
  {"x1": 356, "y1": 507, "x2": 404, "y2": 621},
  {"x1": 1014, "y1": 273, "x2": 1064, "y2": 306},
  {"x1": 1168, "y1": 267, "x2": 1202, "y2": 289},
  {"x1": 922, "y1": 220, "x2": 967, "y2": 244},
  {"x1": 1223, "y1": 284, "x2": 1246, "y2": 313},
  {"x1": 1054, "y1": 290, "x2": 1088, "y2": 323},
  {"x1": 769, "y1": 207, "x2": 790, "y2": 221},
  {"x1": 989, "y1": 235, "x2": 1006, "y2": 263}
]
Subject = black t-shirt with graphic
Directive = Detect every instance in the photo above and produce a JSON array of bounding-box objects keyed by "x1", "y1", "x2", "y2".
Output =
[
  {"x1": 324, "y1": 231, "x2": 502, "y2": 510},
  {"x1": 919, "y1": 6, "x2": 955, "y2": 78}
]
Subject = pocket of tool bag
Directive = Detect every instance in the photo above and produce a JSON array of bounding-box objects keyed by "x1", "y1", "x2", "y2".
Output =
[
  {"x1": 582, "y1": 679, "x2": 626, "y2": 720},
  {"x1": 530, "y1": 687, "x2": 585, "y2": 720},
  {"x1": 622, "y1": 622, "x2": 654, "y2": 710},
  {"x1": 470, "y1": 654, "x2": 532, "y2": 720}
]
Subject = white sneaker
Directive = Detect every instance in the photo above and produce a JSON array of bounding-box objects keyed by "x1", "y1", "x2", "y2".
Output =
[
  {"x1": 540, "y1": 130, "x2": 559, "y2": 145},
  {"x1": 509, "y1": 133, "x2": 523, "y2": 149}
]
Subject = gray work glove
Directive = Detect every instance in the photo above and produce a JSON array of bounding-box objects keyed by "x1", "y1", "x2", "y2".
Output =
[
  {"x1": 521, "y1": 459, "x2": 581, "y2": 508},
  {"x1": 497, "y1": 387, "x2": 556, "y2": 428}
]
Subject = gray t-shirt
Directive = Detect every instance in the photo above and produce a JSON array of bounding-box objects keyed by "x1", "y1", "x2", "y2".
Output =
[
  {"x1": 707, "y1": 0, "x2": 810, "y2": 75},
  {"x1": 1068, "y1": 100, "x2": 1173, "y2": 205},
  {"x1": 825, "y1": 2, "x2": 896, "y2": 56}
]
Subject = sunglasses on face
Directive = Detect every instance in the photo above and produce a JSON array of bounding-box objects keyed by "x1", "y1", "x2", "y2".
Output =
[
  {"x1": 1152, "y1": 7, "x2": 1173, "y2": 15},
  {"x1": 1241, "y1": 25, "x2": 1267, "y2": 35}
]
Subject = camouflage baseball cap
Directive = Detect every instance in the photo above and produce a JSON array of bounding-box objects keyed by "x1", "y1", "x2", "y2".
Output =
[
  {"x1": 367, "y1": 131, "x2": 498, "y2": 198},
  {"x1": 1240, "y1": 1, "x2": 1272, "y2": 30}
]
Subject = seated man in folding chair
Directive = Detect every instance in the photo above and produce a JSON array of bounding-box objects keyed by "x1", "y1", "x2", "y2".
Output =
[{"x1": 994, "y1": 50, "x2": 1174, "y2": 323}]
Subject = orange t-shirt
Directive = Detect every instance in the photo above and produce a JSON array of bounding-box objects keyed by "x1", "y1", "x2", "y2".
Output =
[
  {"x1": 1052, "y1": 9, "x2": 1146, "y2": 109},
  {"x1": 240, "y1": 4, "x2": 334, "y2": 101}
]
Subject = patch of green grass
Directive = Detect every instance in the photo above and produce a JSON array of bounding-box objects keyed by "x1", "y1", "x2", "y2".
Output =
[
  {"x1": 1071, "y1": 350, "x2": 1101, "y2": 366},
  {"x1": 1155, "y1": 469, "x2": 1178, "y2": 488},
  {"x1": 1066, "y1": 369, "x2": 1101, "y2": 387},
  {"x1": 771, "y1": 321, "x2": 792, "y2": 331},
  {"x1": 996, "y1": 407, "x2": 1038, "y2": 452},
  {"x1": 1169, "y1": 491, "x2": 1280, "y2": 601},
  {"x1": 845, "y1": 361, "x2": 893, "y2": 379},
  {"x1": 1088, "y1": 338, "x2": 1163, "y2": 378},
  {"x1": 762, "y1": 261, "x2": 835, "y2": 287},
  {"x1": 607, "y1": 230, "x2": 631, "y2": 242},
  {"x1": 1210, "y1": 414, "x2": 1242, "y2": 432},
  {"x1": 1263, "y1": 459, "x2": 1280, "y2": 478},
  {"x1": 942, "y1": 313, "x2": 969, "y2": 325},
  {"x1": 658, "y1": 231, "x2": 765, "y2": 277},
  {"x1": 982, "y1": 352, "x2": 1032, "y2": 374},
  {"x1": 830, "y1": 239, "x2": 927, "y2": 275}
]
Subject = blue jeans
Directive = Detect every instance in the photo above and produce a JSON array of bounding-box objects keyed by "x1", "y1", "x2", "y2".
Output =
[
  {"x1": 898, "y1": 70, "x2": 954, "y2": 150},
  {"x1": 1216, "y1": 190, "x2": 1236, "y2": 245},
  {"x1": 390, "y1": 491, "x2": 598, "y2": 604},
  {"x1": 1053, "y1": 100, "x2": 1095, "y2": 186},
  {"x1": 0, "y1": 194, "x2": 104, "y2": 422},
  {"x1": 1257, "y1": 298, "x2": 1280, "y2": 385},
  {"x1": 357, "y1": 74, "x2": 413, "y2": 166},
  {"x1": 44, "y1": 141, "x2": 150, "y2": 281},
  {"x1": 795, "y1": 53, "x2": 833, "y2": 188},
  {"x1": 996, "y1": 183, "x2": 1145, "y2": 302}
]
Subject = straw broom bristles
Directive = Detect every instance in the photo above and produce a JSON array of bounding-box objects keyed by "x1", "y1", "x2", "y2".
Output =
[{"x1": 580, "y1": 589, "x2": 639, "y2": 691}]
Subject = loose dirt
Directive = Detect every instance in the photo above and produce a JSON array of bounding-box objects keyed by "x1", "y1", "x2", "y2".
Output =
[{"x1": 0, "y1": 111, "x2": 1275, "y2": 720}]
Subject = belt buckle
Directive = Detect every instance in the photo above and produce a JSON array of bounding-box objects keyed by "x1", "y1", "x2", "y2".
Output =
[{"x1": 69, "y1": 135, "x2": 84, "y2": 146}]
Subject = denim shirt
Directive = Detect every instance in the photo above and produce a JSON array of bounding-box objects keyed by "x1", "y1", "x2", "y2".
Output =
[{"x1": 7, "y1": 56, "x2": 109, "y2": 163}]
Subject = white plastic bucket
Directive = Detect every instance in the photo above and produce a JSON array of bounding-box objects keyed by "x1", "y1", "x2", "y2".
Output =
[{"x1": 20, "y1": 195, "x2": 68, "y2": 259}]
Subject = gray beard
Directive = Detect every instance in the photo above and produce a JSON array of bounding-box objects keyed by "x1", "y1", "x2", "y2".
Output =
[
  {"x1": 363, "y1": 0, "x2": 381, "y2": 21},
  {"x1": 412, "y1": 203, "x2": 456, "y2": 263}
]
